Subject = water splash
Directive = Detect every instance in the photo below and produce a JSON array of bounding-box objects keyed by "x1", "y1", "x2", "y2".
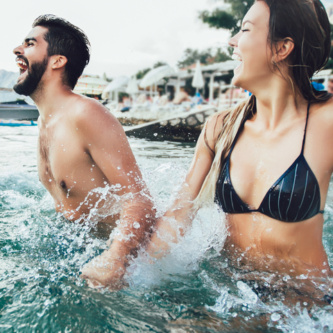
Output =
[
  {"x1": 127, "y1": 204, "x2": 228, "y2": 288},
  {"x1": 0, "y1": 131, "x2": 332, "y2": 332}
]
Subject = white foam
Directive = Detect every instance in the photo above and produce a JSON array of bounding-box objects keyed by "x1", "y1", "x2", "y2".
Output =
[{"x1": 126, "y1": 204, "x2": 228, "y2": 288}]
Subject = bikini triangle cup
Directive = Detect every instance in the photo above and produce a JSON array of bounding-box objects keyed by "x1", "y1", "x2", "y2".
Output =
[{"x1": 215, "y1": 103, "x2": 324, "y2": 223}]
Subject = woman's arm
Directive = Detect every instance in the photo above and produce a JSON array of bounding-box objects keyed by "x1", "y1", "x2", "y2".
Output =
[{"x1": 146, "y1": 113, "x2": 224, "y2": 258}]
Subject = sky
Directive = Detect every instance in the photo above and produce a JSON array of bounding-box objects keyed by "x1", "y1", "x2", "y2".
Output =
[
  {"x1": 2, "y1": 0, "x2": 332, "y2": 80},
  {"x1": 1, "y1": 0, "x2": 231, "y2": 79}
]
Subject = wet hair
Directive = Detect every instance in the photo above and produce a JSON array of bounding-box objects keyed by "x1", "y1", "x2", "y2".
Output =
[
  {"x1": 261, "y1": 0, "x2": 331, "y2": 102},
  {"x1": 195, "y1": 0, "x2": 331, "y2": 206},
  {"x1": 32, "y1": 14, "x2": 90, "y2": 89}
]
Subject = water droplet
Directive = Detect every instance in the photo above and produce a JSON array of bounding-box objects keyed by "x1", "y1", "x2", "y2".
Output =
[
  {"x1": 271, "y1": 313, "x2": 281, "y2": 322},
  {"x1": 133, "y1": 222, "x2": 140, "y2": 229},
  {"x1": 49, "y1": 179, "x2": 52, "y2": 182},
  {"x1": 91, "y1": 178, "x2": 95, "y2": 181},
  {"x1": 117, "y1": 167, "x2": 121, "y2": 170},
  {"x1": 154, "y1": 133, "x2": 158, "y2": 137},
  {"x1": 282, "y1": 275, "x2": 290, "y2": 282}
]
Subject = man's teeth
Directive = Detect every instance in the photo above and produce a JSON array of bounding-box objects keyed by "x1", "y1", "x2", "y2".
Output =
[
  {"x1": 232, "y1": 54, "x2": 242, "y2": 61},
  {"x1": 17, "y1": 60, "x2": 27, "y2": 70}
]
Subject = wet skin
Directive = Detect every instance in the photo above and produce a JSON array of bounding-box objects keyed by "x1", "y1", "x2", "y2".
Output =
[
  {"x1": 147, "y1": 2, "x2": 333, "y2": 280},
  {"x1": 13, "y1": 25, "x2": 155, "y2": 288},
  {"x1": 37, "y1": 97, "x2": 128, "y2": 223}
]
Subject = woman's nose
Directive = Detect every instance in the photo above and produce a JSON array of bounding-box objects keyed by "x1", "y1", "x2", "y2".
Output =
[{"x1": 229, "y1": 31, "x2": 240, "y2": 48}]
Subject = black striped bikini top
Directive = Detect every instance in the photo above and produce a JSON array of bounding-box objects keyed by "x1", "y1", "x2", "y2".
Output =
[{"x1": 215, "y1": 103, "x2": 324, "y2": 222}]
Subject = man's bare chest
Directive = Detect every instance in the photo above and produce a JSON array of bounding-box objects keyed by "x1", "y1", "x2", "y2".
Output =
[{"x1": 37, "y1": 127, "x2": 98, "y2": 197}]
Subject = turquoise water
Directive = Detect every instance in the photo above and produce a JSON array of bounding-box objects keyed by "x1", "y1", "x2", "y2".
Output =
[{"x1": 0, "y1": 126, "x2": 332, "y2": 332}]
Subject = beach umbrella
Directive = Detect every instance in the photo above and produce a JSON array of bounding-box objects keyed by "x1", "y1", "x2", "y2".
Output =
[
  {"x1": 192, "y1": 60, "x2": 204, "y2": 93},
  {"x1": 103, "y1": 76, "x2": 129, "y2": 93},
  {"x1": 74, "y1": 75, "x2": 108, "y2": 95},
  {"x1": 139, "y1": 65, "x2": 176, "y2": 88},
  {"x1": 102, "y1": 76, "x2": 129, "y2": 100},
  {"x1": 126, "y1": 76, "x2": 139, "y2": 95}
]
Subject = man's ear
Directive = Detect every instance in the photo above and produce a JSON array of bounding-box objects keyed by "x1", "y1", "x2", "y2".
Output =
[
  {"x1": 273, "y1": 38, "x2": 294, "y2": 63},
  {"x1": 51, "y1": 55, "x2": 68, "y2": 69}
]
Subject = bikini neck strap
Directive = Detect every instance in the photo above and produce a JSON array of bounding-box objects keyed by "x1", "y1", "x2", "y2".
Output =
[{"x1": 301, "y1": 102, "x2": 311, "y2": 154}]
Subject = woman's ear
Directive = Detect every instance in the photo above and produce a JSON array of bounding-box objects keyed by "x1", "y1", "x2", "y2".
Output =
[
  {"x1": 51, "y1": 55, "x2": 68, "y2": 69},
  {"x1": 273, "y1": 38, "x2": 295, "y2": 63}
]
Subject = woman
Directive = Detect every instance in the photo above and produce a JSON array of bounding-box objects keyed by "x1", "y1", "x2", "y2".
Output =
[{"x1": 147, "y1": 0, "x2": 333, "y2": 301}]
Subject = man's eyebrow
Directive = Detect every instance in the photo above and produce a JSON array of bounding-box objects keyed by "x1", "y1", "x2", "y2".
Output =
[{"x1": 24, "y1": 37, "x2": 37, "y2": 43}]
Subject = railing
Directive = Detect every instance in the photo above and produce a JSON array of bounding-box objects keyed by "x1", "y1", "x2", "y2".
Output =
[
  {"x1": 125, "y1": 105, "x2": 217, "y2": 142},
  {"x1": 0, "y1": 104, "x2": 39, "y2": 120}
]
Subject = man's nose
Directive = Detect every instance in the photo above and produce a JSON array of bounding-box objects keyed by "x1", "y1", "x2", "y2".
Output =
[{"x1": 13, "y1": 44, "x2": 23, "y2": 56}]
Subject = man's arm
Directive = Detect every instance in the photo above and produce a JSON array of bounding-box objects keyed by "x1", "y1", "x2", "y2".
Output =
[
  {"x1": 75, "y1": 99, "x2": 155, "y2": 288},
  {"x1": 81, "y1": 192, "x2": 155, "y2": 289}
]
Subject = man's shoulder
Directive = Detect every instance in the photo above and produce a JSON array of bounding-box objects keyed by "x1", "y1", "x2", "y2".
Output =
[{"x1": 70, "y1": 95, "x2": 119, "y2": 127}]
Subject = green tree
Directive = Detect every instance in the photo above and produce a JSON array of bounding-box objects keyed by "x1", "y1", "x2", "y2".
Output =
[
  {"x1": 135, "y1": 61, "x2": 169, "y2": 80},
  {"x1": 153, "y1": 61, "x2": 167, "y2": 68},
  {"x1": 199, "y1": 0, "x2": 254, "y2": 35},
  {"x1": 135, "y1": 68, "x2": 151, "y2": 80},
  {"x1": 177, "y1": 48, "x2": 231, "y2": 69},
  {"x1": 213, "y1": 47, "x2": 232, "y2": 63},
  {"x1": 177, "y1": 48, "x2": 211, "y2": 68}
]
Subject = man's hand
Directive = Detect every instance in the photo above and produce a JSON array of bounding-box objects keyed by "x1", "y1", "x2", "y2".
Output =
[{"x1": 80, "y1": 250, "x2": 128, "y2": 290}]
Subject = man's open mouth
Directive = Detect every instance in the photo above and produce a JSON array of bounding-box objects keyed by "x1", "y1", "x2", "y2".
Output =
[{"x1": 16, "y1": 58, "x2": 28, "y2": 75}]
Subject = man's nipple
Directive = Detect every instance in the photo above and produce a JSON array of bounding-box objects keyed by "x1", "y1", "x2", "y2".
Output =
[{"x1": 60, "y1": 180, "x2": 67, "y2": 190}]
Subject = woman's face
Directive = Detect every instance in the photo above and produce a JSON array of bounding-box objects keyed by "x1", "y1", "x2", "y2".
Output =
[{"x1": 229, "y1": 1, "x2": 273, "y2": 92}]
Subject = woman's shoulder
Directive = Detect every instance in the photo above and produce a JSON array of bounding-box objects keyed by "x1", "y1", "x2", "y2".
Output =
[
  {"x1": 311, "y1": 96, "x2": 333, "y2": 172},
  {"x1": 206, "y1": 110, "x2": 229, "y2": 132},
  {"x1": 311, "y1": 96, "x2": 333, "y2": 125},
  {"x1": 202, "y1": 110, "x2": 230, "y2": 154},
  {"x1": 202, "y1": 98, "x2": 251, "y2": 153}
]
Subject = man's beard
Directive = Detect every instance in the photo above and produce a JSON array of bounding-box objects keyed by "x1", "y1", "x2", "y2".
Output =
[{"x1": 13, "y1": 56, "x2": 48, "y2": 96}]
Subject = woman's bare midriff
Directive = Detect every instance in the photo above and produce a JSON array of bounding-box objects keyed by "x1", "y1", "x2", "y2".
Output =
[{"x1": 224, "y1": 212, "x2": 331, "y2": 277}]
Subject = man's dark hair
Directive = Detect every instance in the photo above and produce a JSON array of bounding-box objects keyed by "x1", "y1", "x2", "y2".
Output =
[{"x1": 32, "y1": 14, "x2": 90, "y2": 89}]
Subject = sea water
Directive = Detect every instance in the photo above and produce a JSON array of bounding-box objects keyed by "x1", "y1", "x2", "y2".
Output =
[{"x1": 0, "y1": 126, "x2": 332, "y2": 332}]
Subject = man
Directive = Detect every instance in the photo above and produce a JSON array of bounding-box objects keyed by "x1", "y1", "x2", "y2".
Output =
[{"x1": 13, "y1": 15, "x2": 155, "y2": 288}]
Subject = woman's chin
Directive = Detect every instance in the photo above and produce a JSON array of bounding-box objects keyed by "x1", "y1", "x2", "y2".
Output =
[{"x1": 231, "y1": 76, "x2": 241, "y2": 88}]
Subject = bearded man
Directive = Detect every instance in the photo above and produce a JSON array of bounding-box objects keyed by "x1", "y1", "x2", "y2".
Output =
[{"x1": 13, "y1": 15, "x2": 155, "y2": 289}]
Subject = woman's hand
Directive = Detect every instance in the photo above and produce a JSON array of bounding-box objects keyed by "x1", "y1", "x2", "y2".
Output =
[{"x1": 80, "y1": 251, "x2": 127, "y2": 290}]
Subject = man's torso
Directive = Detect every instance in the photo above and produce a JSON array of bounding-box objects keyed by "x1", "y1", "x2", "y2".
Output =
[{"x1": 37, "y1": 111, "x2": 116, "y2": 222}]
